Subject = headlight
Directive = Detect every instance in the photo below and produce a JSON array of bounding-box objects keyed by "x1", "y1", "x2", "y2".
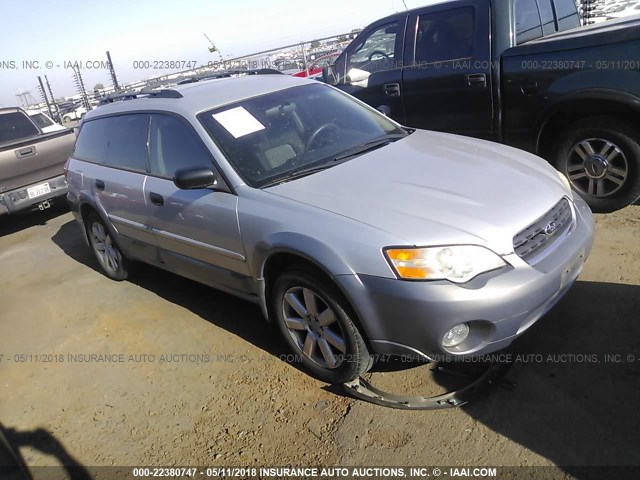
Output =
[
  {"x1": 557, "y1": 170, "x2": 572, "y2": 195},
  {"x1": 384, "y1": 245, "x2": 506, "y2": 283}
]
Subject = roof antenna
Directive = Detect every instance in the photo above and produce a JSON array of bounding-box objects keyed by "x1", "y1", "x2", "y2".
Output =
[{"x1": 401, "y1": 0, "x2": 408, "y2": 10}]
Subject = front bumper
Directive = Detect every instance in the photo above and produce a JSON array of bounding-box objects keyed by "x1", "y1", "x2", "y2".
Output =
[
  {"x1": 0, "y1": 175, "x2": 68, "y2": 215},
  {"x1": 335, "y1": 196, "x2": 595, "y2": 360}
]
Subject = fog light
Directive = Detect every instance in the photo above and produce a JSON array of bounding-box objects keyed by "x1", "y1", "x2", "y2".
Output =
[{"x1": 442, "y1": 323, "x2": 470, "y2": 348}]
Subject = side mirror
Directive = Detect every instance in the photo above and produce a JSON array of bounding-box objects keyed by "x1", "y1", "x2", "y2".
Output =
[
  {"x1": 346, "y1": 68, "x2": 370, "y2": 84},
  {"x1": 173, "y1": 167, "x2": 216, "y2": 190},
  {"x1": 322, "y1": 65, "x2": 338, "y2": 86}
]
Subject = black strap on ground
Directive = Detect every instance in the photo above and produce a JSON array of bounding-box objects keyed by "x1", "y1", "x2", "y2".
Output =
[{"x1": 342, "y1": 360, "x2": 514, "y2": 410}]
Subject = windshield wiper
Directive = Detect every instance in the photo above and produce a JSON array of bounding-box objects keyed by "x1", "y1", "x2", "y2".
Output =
[
  {"x1": 261, "y1": 163, "x2": 336, "y2": 188},
  {"x1": 332, "y1": 133, "x2": 406, "y2": 162}
]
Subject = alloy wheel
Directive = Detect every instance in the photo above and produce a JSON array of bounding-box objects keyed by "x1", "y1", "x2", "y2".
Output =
[
  {"x1": 281, "y1": 286, "x2": 347, "y2": 369},
  {"x1": 567, "y1": 138, "x2": 628, "y2": 198},
  {"x1": 89, "y1": 221, "x2": 121, "y2": 274}
]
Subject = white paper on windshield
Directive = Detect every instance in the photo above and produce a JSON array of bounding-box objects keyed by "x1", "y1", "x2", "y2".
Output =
[{"x1": 212, "y1": 107, "x2": 265, "y2": 138}]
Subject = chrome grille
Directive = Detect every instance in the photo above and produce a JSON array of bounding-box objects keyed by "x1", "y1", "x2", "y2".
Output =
[{"x1": 513, "y1": 198, "x2": 573, "y2": 263}]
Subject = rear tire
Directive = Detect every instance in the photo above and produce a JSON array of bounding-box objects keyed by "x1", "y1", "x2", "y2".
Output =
[
  {"x1": 550, "y1": 116, "x2": 640, "y2": 213},
  {"x1": 271, "y1": 268, "x2": 372, "y2": 383},
  {"x1": 86, "y1": 213, "x2": 130, "y2": 281}
]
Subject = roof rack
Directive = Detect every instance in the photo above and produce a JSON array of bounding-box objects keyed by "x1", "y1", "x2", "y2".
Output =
[
  {"x1": 176, "y1": 68, "x2": 283, "y2": 85},
  {"x1": 98, "y1": 87, "x2": 183, "y2": 105}
]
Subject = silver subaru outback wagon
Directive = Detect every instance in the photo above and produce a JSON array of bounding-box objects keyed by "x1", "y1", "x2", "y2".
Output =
[{"x1": 66, "y1": 74, "x2": 595, "y2": 384}]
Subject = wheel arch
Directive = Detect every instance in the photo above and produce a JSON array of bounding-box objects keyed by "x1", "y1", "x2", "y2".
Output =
[{"x1": 535, "y1": 90, "x2": 640, "y2": 158}]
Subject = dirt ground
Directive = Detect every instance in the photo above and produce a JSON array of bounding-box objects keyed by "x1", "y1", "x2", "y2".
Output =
[{"x1": 1, "y1": 203, "x2": 639, "y2": 479}]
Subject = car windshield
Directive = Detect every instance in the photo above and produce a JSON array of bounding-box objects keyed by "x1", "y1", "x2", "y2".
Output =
[
  {"x1": 29, "y1": 113, "x2": 54, "y2": 128},
  {"x1": 198, "y1": 83, "x2": 406, "y2": 187}
]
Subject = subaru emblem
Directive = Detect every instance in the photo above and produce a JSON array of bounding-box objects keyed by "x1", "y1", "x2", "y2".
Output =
[{"x1": 544, "y1": 221, "x2": 559, "y2": 235}]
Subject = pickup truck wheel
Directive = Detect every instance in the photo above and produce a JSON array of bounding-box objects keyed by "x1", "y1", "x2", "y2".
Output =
[
  {"x1": 86, "y1": 213, "x2": 129, "y2": 281},
  {"x1": 551, "y1": 116, "x2": 640, "y2": 213},
  {"x1": 272, "y1": 269, "x2": 372, "y2": 384}
]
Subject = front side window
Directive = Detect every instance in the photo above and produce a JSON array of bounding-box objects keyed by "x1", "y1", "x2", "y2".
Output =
[
  {"x1": 515, "y1": 0, "x2": 543, "y2": 44},
  {"x1": 148, "y1": 114, "x2": 213, "y2": 178},
  {"x1": 415, "y1": 7, "x2": 475, "y2": 64},
  {"x1": 198, "y1": 83, "x2": 406, "y2": 188},
  {"x1": 346, "y1": 22, "x2": 398, "y2": 74},
  {"x1": 75, "y1": 114, "x2": 148, "y2": 172}
]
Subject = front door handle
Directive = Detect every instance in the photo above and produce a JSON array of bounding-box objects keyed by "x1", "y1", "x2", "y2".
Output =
[
  {"x1": 95, "y1": 179, "x2": 105, "y2": 190},
  {"x1": 465, "y1": 73, "x2": 487, "y2": 88},
  {"x1": 383, "y1": 83, "x2": 401, "y2": 97},
  {"x1": 149, "y1": 192, "x2": 164, "y2": 206}
]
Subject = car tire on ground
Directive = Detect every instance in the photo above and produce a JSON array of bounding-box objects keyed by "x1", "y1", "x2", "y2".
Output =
[
  {"x1": 63, "y1": 116, "x2": 71, "y2": 124},
  {"x1": 271, "y1": 268, "x2": 372, "y2": 384},
  {"x1": 551, "y1": 116, "x2": 640, "y2": 213},
  {"x1": 85, "y1": 213, "x2": 130, "y2": 281}
]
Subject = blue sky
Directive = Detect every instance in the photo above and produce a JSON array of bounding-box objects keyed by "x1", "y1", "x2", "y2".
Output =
[{"x1": 0, "y1": 0, "x2": 430, "y2": 107}]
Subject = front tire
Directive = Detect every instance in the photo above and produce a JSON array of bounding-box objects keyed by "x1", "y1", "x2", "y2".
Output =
[
  {"x1": 86, "y1": 213, "x2": 130, "y2": 281},
  {"x1": 271, "y1": 268, "x2": 371, "y2": 383},
  {"x1": 551, "y1": 116, "x2": 640, "y2": 213}
]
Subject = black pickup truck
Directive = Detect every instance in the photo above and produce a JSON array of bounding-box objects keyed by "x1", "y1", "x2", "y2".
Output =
[{"x1": 324, "y1": 0, "x2": 640, "y2": 212}]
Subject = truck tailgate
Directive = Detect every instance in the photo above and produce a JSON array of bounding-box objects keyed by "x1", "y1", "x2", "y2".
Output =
[{"x1": 0, "y1": 129, "x2": 75, "y2": 193}]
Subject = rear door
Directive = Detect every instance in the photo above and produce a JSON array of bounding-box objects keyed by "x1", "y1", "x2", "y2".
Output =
[
  {"x1": 73, "y1": 114, "x2": 156, "y2": 257},
  {"x1": 143, "y1": 113, "x2": 251, "y2": 294},
  {"x1": 401, "y1": 2, "x2": 494, "y2": 139},
  {"x1": 336, "y1": 18, "x2": 406, "y2": 123}
]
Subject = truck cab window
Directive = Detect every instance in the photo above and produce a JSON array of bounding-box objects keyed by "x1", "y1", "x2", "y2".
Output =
[
  {"x1": 553, "y1": 0, "x2": 580, "y2": 31},
  {"x1": 515, "y1": 0, "x2": 543, "y2": 44},
  {"x1": 536, "y1": 0, "x2": 556, "y2": 35},
  {"x1": 415, "y1": 7, "x2": 475, "y2": 64},
  {"x1": 346, "y1": 22, "x2": 398, "y2": 74}
]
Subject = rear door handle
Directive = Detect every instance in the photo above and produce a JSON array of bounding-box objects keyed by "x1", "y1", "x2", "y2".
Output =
[
  {"x1": 465, "y1": 73, "x2": 487, "y2": 88},
  {"x1": 149, "y1": 192, "x2": 164, "y2": 206},
  {"x1": 95, "y1": 179, "x2": 105, "y2": 190},
  {"x1": 383, "y1": 83, "x2": 401, "y2": 97}
]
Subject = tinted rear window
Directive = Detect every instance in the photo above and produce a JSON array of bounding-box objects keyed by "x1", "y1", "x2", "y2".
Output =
[
  {"x1": 0, "y1": 112, "x2": 39, "y2": 143},
  {"x1": 553, "y1": 0, "x2": 580, "y2": 31},
  {"x1": 516, "y1": 0, "x2": 543, "y2": 44},
  {"x1": 74, "y1": 114, "x2": 149, "y2": 172}
]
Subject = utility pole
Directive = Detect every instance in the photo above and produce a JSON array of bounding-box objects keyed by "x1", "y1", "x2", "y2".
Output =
[
  {"x1": 106, "y1": 51, "x2": 119, "y2": 90},
  {"x1": 72, "y1": 65, "x2": 91, "y2": 111},
  {"x1": 44, "y1": 75, "x2": 60, "y2": 122},
  {"x1": 37, "y1": 76, "x2": 54, "y2": 118}
]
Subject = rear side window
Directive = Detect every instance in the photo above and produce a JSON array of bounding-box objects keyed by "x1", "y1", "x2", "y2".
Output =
[
  {"x1": 415, "y1": 7, "x2": 475, "y2": 64},
  {"x1": 515, "y1": 0, "x2": 543, "y2": 44},
  {"x1": 553, "y1": 0, "x2": 580, "y2": 31},
  {"x1": 148, "y1": 114, "x2": 213, "y2": 178},
  {"x1": 536, "y1": 0, "x2": 556, "y2": 35},
  {"x1": 74, "y1": 114, "x2": 149, "y2": 172},
  {"x1": 0, "y1": 112, "x2": 39, "y2": 143},
  {"x1": 30, "y1": 113, "x2": 55, "y2": 129}
]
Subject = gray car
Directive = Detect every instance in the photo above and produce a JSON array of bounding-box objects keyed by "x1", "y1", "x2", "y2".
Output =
[{"x1": 66, "y1": 74, "x2": 595, "y2": 383}]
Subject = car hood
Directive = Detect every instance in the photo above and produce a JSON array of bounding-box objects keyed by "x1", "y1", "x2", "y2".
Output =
[{"x1": 266, "y1": 130, "x2": 569, "y2": 254}]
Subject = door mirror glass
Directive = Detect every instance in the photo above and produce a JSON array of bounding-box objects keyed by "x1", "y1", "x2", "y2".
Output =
[
  {"x1": 173, "y1": 167, "x2": 216, "y2": 189},
  {"x1": 346, "y1": 68, "x2": 370, "y2": 84}
]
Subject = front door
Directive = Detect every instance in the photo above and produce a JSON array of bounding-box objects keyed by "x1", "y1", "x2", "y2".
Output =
[
  {"x1": 336, "y1": 19, "x2": 406, "y2": 123},
  {"x1": 144, "y1": 113, "x2": 251, "y2": 294}
]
